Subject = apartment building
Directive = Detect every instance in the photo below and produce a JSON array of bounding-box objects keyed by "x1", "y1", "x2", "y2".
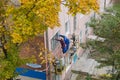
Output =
[
  {"x1": 44, "y1": 5, "x2": 94, "y2": 80},
  {"x1": 45, "y1": 9, "x2": 94, "y2": 80},
  {"x1": 43, "y1": 0, "x2": 113, "y2": 80}
]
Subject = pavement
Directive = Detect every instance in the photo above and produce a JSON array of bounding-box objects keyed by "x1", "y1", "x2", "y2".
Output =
[
  {"x1": 66, "y1": 49, "x2": 112, "y2": 80},
  {"x1": 63, "y1": 49, "x2": 89, "y2": 80}
]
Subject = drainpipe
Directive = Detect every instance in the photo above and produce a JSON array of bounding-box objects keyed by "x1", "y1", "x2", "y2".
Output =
[
  {"x1": 46, "y1": 29, "x2": 49, "y2": 51},
  {"x1": 45, "y1": 29, "x2": 49, "y2": 80},
  {"x1": 73, "y1": 15, "x2": 76, "y2": 33}
]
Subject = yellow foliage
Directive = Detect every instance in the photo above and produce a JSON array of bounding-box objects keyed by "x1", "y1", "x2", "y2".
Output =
[
  {"x1": 20, "y1": 0, "x2": 61, "y2": 28},
  {"x1": 38, "y1": 51, "x2": 55, "y2": 65},
  {"x1": 66, "y1": 0, "x2": 99, "y2": 15},
  {"x1": 6, "y1": 6, "x2": 14, "y2": 17},
  {"x1": 39, "y1": 52, "x2": 43, "y2": 57},
  {"x1": 4, "y1": 43, "x2": 8, "y2": 49},
  {"x1": 41, "y1": 60, "x2": 46, "y2": 64},
  {"x1": 8, "y1": 0, "x2": 99, "y2": 43},
  {"x1": 11, "y1": 32, "x2": 23, "y2": 43},
  {"x1": 40, "y1": 56, "x2": 44, "y2": 60},
  {"x1": 100, "y1": 74, "x2": 112, "y2": 78}
]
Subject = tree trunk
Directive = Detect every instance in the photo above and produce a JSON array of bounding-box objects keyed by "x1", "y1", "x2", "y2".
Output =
[
  {"x1": 0, "y1": 37, "x2": 8, "y2": 58},
  {"x1": 2, "y1": 45, "x2": 8, "y2": 58}
]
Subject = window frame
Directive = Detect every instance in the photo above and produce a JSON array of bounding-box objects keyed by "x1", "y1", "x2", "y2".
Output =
[{"x1": 51, "y1": 32, "x2": 59, "y2": 51}]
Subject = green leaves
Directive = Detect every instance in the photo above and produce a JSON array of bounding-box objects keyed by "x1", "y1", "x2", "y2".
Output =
[
  {"x1": 87, "y1": 4, "x2": 120, "y2": 79},
  {"x1": 0, "y1": 43, "x2": 25, "y2": 79}
]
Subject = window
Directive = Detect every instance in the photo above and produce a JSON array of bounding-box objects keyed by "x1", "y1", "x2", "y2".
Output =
[
  {"x1": 65, "y1": 21, "x2": 70, "y2": 34},
  {"x1": 73, "y1": 53, "x2": 78, "y2": 63},
  {"x1": 51, "y1": 32, "x2": 59, "y2": 50},
  {"x1": 79, "y1": 31, "x2": 82, "y2": 43},
  {"x1": 73, "y1": 15, "x2": 77, "y2": 31},
  {"x1": 85, "y1": 23, "x2": 88, "y2": 35}
]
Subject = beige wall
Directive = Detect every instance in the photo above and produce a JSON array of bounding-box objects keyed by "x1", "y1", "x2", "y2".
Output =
[
  {"x1": 44, "y1": 5, "x2": 94, "y2": 80},
  {"x1": 45, "y1": 6, "x2": 94, "y2": 53},
  {"x1": 44, "y1": 4, "x2": 74, "y2": 56}
]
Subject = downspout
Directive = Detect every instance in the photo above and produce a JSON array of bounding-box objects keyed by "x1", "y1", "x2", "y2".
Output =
[
  {"x1": 46, "y1": 29, "x2": 49, "y2": 51},
  {"x1": 45, "y1": 29, "x2": 50, "y2": 80},
  {"x1": 73, "y1": 15, "x2": 76, "y2": 33}
]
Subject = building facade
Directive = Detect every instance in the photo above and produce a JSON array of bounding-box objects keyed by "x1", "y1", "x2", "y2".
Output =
[{"x1": 43, "y1": 0, "x2": 112, "y2": 80}]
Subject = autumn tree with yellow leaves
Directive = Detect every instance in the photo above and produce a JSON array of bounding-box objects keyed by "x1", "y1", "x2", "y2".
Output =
[{"x1": 0, "y1": 0, "x2": 99, "y2": 79}]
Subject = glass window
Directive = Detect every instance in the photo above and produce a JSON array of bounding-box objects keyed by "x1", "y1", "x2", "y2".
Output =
[
  {"x1": 85, "y1": 23, "x2": 88, "y2": 35},
  {"x1": 51, "y1": 32, "x2": 59, "y2": 50},
  {"x1": 73, "y1": 53, "x2": 78, "y2": 63},
  {"x1": 65, "y1": 21, "x2": 70, "y2": 34},
  {"x1": 73, "y1": 15, "x2": 77, "y2": 31},
  {"x1": 79, "y1": 31, "x2": 82, "y2": 43}
]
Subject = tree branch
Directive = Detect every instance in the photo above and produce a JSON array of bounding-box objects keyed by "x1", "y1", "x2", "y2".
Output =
[{"x1": 25, "y1": 0, "x2": 37, "y2": 18}]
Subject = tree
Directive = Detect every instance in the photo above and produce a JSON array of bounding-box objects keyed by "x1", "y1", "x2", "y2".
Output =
[
  {"x1": 0, "y1": 0, "x2": 99, "y2": 79},
  {"x1": 9, "y1": 0, "x2": 100, "y2": 44},
  {"x1": 87, "y1": 4, "x2": 120, "y2": 80}
]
